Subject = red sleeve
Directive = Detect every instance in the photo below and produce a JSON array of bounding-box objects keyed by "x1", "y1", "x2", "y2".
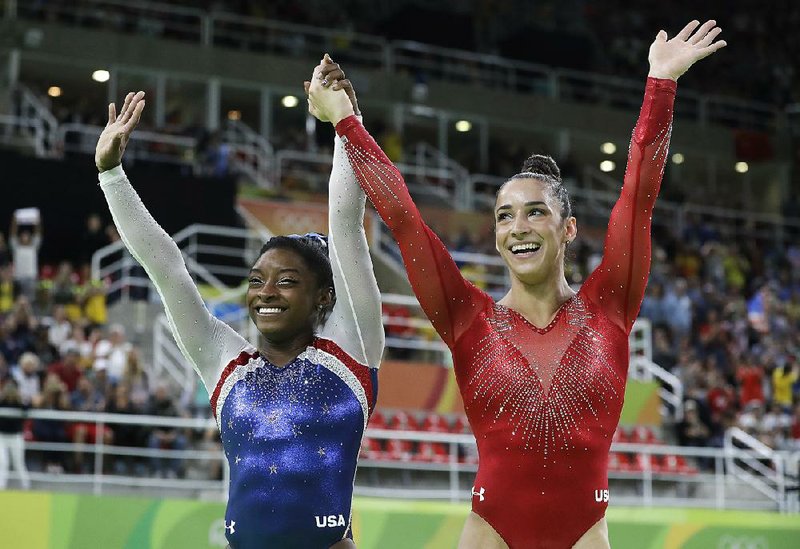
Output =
[
  {"x1": 335, "y1": 115, "x2": 485, "y2": 348},
  {"x1": 582, "y1": 77, "x2": 676, "y2": 334}
]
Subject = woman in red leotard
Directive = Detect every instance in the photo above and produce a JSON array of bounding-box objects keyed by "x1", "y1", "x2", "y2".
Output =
[{"x1": 311, "y1": 20, "x2": 725, "y2": 549}]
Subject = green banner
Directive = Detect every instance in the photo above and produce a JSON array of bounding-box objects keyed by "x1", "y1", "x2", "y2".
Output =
[
  {"x1": 1, "y1": 491, "x2": 797, "y2": 548},
  {"x1": 619, "y1": 380, "x2": 662, "y2": 426}
]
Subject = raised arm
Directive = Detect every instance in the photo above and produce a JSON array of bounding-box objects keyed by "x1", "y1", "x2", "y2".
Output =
[
  {"x1": 583, "y1": 20, "x2": 726, "y2": 333},
  {"x1": 95, "y1": 92, "x2": 249, "y2": 392},
  {"x1": 308, "y1": 60, "x2": 384, "y2": 367},
  {"x1": 308, "y1": 67, "x2": 485, "y2": 348}
]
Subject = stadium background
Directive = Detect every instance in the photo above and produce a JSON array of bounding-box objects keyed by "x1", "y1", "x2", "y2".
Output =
[{"x1": 1, "y1": 1, "x2": 799, "y2": 547}]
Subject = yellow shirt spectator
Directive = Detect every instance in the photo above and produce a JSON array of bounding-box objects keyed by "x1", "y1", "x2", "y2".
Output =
[{"x1": 772, "y1": 366, "x2": 798, "y2": 408}]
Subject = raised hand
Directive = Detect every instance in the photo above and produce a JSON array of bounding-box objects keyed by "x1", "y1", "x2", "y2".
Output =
[
  {"x1": 648, "y1": 20, "x2": 727, "y2": 81},
  {"x1": 95, "y1": 91, "x2": 146, "y2": 172},
  {"x1": 306, "y1": 55, "x2": 355, "y2": 125}
]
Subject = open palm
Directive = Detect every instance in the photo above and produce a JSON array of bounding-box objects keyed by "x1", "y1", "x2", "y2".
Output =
[
  {"x1": 648, "y1": 20, "x2": 727, "y2": 81},
  {"x1": 95, "y1": 91, "x2": 146, "y2": 172}
]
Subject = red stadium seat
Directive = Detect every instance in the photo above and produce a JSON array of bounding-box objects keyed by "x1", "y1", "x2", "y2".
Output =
[
  {"x1": 630, "y1": 426, "x2": 659, "y2": 444},
  {"x1": 414, "y1": 441, "x2": 450, "y2": 463},
  {"x1": 608, "y1": 452, "x2": 633, "y2": 472},
  {"x1": 633, "y1": 453, "x2": 663, "y2": 473},
  {"x1": 663, "y1": 454, "x2": 698, "y2": 475},
  {"x1": 359, "y1": 437, "x2": 386, "y2": 461},
  {"x1": 388, "y1": 410, "x2": 420, "y2": 431},
  {"x1": 422, "y1": 413, "x2": 449, "y2": 433},
  {"x1": 368, "y1": 410, "x2": 387, "y2": 430},
  {"x1": 612, "y1": 427, "x2": 630, "y2": 444},
  {"x1": 451, "y1": 415, "x2": 471, "y2": 434},
  {"x1": 385, "y1": 438, "x2": 413, "y2": 461}
]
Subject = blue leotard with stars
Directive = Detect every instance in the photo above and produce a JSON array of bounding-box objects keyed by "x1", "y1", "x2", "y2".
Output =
[{"x1": 100, "y1": 133, "x2": 384, "y2": 548}]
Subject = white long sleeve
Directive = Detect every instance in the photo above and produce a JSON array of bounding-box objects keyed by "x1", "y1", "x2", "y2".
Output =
[
  {"x1": 99, "y1": 166, "x2": 250, "y2": 393},
  {"x1": 319, "y1": 136, "x2": 384, "y2": 368}
]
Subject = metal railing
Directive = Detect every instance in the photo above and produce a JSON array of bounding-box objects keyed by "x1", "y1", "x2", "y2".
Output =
[
  {"x1": 0, "y1": 408, "x2": 796, "y2": 512},
  {"x1": 9, "y1": 0, "x2": 783, "y2": 130},
  {"x1": 724, "y1": 427, "x2": 794, "y2": 513}
]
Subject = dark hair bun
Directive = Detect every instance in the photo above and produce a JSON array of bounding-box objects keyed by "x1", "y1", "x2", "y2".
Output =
[{"x1": 521, "y1": 154, "x2": 561, "y2": 182}]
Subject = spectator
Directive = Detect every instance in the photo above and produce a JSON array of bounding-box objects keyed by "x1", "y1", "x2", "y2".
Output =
[
  {"x1": 46, "y1": 306, "x2": 72, "y2": 350},
  {"x1": 69, "y1": 376, "x2": 111, "y2": 473},
  {"x1": 120, "y1": 348, "x2": 149, "y2": 409},
  {"x1": 30, "y1": 373, "x2": 71, "y2": 473},
  {"x1": 146, "y1": 384, "x2": 186, "y2": 478},
  {"x1": 736, "y1": 358, "x2": 766, "y2": 408},
  {"x1": 0, "y1": 232, "x2": 10, "y2": 267},
  {"x1": 0, "y1": 379, "x2": 31, "y2": 489},
  {"x1": 0, "y1": 266, "x2": 18, "y2": 315},
  {"x1": 48, "y1": 346, "x2": 83, "y2": 393},
  {"x1": 11, "y1": 352, "x2": 42, "y2": 406},
  {"x1": 106, "y1": 383, "x2": 144, "y2": 475},
  {"x1": 80, "y1": 213, "x2": 109, "y2": 268},
  {"x1": 8, "y1": 210, "x2": 42, "y2": 303},
  {"x1": 772, "y1": 362, "x2": 799, "y2": 412},
  {"x1": 93, "y1": 324, "x2": 131, "y2": 385}
]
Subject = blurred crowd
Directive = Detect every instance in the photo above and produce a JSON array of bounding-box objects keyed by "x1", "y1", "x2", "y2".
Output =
[
  {"x1": 0, "y1": 213, "x2": 220, "y2": 487},
  {"x1": 17, "y1": 0, "x2": 799, "y2": 107}
]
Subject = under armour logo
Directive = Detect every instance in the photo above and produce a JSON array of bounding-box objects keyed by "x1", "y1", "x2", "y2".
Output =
[
  {"x1": 471, "y1": 486, "x2": 485, "y2": 502},
  {"x1": 224, "y1": 520, "x2": 236, "y2": 534}
]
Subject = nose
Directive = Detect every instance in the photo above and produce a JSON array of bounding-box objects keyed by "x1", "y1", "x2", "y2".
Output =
[
  {"x1": 256, "y1": 281, "x2": 279, "y2": 300},
  {"x1": 510, "y1": 213, "x2": 531, "y2": 238}
]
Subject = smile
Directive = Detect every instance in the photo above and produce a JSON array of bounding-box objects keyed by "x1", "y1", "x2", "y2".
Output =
[
  {"x1": 255, "y1": 307, "x2": 286, "y2": 315},
  {"x1": 509, "y1": 242, "x2": 541, "y2": 255}
]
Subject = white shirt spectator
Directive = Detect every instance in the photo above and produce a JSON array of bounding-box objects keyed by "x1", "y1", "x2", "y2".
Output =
[{"x1": 9, "y1": 235, "x2": 41, "y2": 281}]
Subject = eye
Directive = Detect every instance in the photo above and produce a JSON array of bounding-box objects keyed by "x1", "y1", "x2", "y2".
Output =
[
  {"x1": 528, "y1": 209, "x2": 544, "y2": 217},
  {"x1": 496, "y1": 212, "x2": 511, "y2": 221},
  {"x1": 278, "y1": 278, "x2": 297, "y2": 286},
  {"x1": 248, "y1": 277, "x2": 263, "y2": 287}
]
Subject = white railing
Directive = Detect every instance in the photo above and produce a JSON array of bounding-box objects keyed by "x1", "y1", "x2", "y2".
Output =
[
  {"x1": 629, "y1": 355, "x2": 684, "y2": 422},
  {"x1": 222, "y1": 119, "x2": 275, "y2": 188},
  {"x1": 0, "y1": 408, "x2": 795, "y2": 511},
  {"x1": 724, "y1": 427, "x2": 793, "y2": 513},
  {"x1": 11, "y1": 0, "x2": 782, "y2": 130},
  {"x1": 0, "y1": 113, "x2": 47, "y2": 154}
]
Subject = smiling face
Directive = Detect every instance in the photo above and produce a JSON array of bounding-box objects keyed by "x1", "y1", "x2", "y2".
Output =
[
  {"x1": 494, "y1": 177, "x2": 577, "y2": 286},
  {"x1": 246, "y1": 247, "x2": 333, "y2": 343}
]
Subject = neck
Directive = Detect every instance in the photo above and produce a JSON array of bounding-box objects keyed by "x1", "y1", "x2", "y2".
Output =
[
  {"x1": 500, "y1": 271, "x2": 575, "y2": 326},
  {"x1": 261, "y1": 331, "x2": 315, "y2": 367}
]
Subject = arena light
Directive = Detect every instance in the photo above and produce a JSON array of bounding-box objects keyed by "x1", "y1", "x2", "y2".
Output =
[
  {"x1": 600, "y1": 142, "x2": 616, "y2": 154},
  {"x1": 227, "y1": 110, "x2": 241, "y2": 121},
  {"x1": 47, "y1": 86, "x2": 62, "y2": 98},
  {"x1": 672, "y1": 153, "x2": 684, "y2": 164},
  {"x1": 599, "y1": 160, "x2": 615, "y2": 173},
  {"x1": 92, "y1": 70, "x2": 110, "y2": 83},
  {"x1": 281, "y1": 95, "x2": 299, "y2": 108},
  {"x1": 455, "y1": 120, "x2": 472, "y2": 132},
  {"x1": 735, "y1": 161, "x2": 749, "y2": 173}
]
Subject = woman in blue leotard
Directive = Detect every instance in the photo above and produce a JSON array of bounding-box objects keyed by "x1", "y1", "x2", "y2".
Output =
[{"x1": 94, "y1": 62, "x2": 383, "y2": 548}]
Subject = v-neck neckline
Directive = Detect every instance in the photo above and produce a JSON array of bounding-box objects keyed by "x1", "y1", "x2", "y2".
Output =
[{"x1": 495, "y1": 294, "x2": 576, "y2": 334}]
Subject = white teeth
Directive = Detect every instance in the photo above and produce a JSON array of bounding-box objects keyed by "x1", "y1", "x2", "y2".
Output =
[
  {"x1": 257, "y1": 307, "x2": 283, "y2": 314},
  {"x1": 511, "y1": 243, "x2": 541, "y2": 253}
]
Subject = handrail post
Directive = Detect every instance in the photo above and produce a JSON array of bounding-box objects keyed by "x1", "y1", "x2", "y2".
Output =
[{"x1": 93, "y1": 415, "x2": 104, "y2": 495}]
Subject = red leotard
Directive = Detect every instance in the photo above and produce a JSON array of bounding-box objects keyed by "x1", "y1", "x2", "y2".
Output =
[{"x1": 336, "y1": 77, "x2": 676, "y2": 548}]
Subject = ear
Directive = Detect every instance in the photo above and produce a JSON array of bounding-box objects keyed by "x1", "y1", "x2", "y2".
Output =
[
  {"x1": 317, "y1": 286, "x2": 335, "y2": 311},
  {"x1": 564, "y1": 216, "x2": 578, "y2": 244}
]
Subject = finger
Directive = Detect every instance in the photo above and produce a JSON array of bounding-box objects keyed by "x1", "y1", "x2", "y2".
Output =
[
  {"x1": 320, "y1": 67, "x2": 345, "y2": 84},
  {"x1": 120, "y1": 91, "x2": 145, "y2": 125},
  {"x1": 332, "y1": 78, "x2": 352, "y2": 92},
  {"x1": 121, "y1": 99, "x2": 145, "y2": 135},
  {"x1": 676, "y1": 20, "x2": 700, "y2": 41},
  {"x1": 655, "y1": 30, "x2": 668, "y2": 42},
  {"x1": 303, "y1": 81, "x2": 311, "y2": 95},
  {"x1": 323, "y1": 53, "x2": 333, "y2": 64},
  {"x1": 689, "y1": 20, "x2": 716, "y2": 45},
  {"x1": 107, "y1": 103, "x2": 117, "y2": 125},
  {"x1": 118, "y1": 92, "x2": 135, "y2": 118},
  {"x1": 698, "y1": 39, "x2": 727, "y2": 59},
  {"x1": 696, "y1": 26, "x2": 722, "y2": 48}
]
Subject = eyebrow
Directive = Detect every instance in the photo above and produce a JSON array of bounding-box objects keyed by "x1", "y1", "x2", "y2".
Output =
[
  {"x1": 248, "y1": 268, "x2": 301, "y2": 275},
  {"x1": 496, "y1": 201, "x2": 547, "y2": 212}
]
